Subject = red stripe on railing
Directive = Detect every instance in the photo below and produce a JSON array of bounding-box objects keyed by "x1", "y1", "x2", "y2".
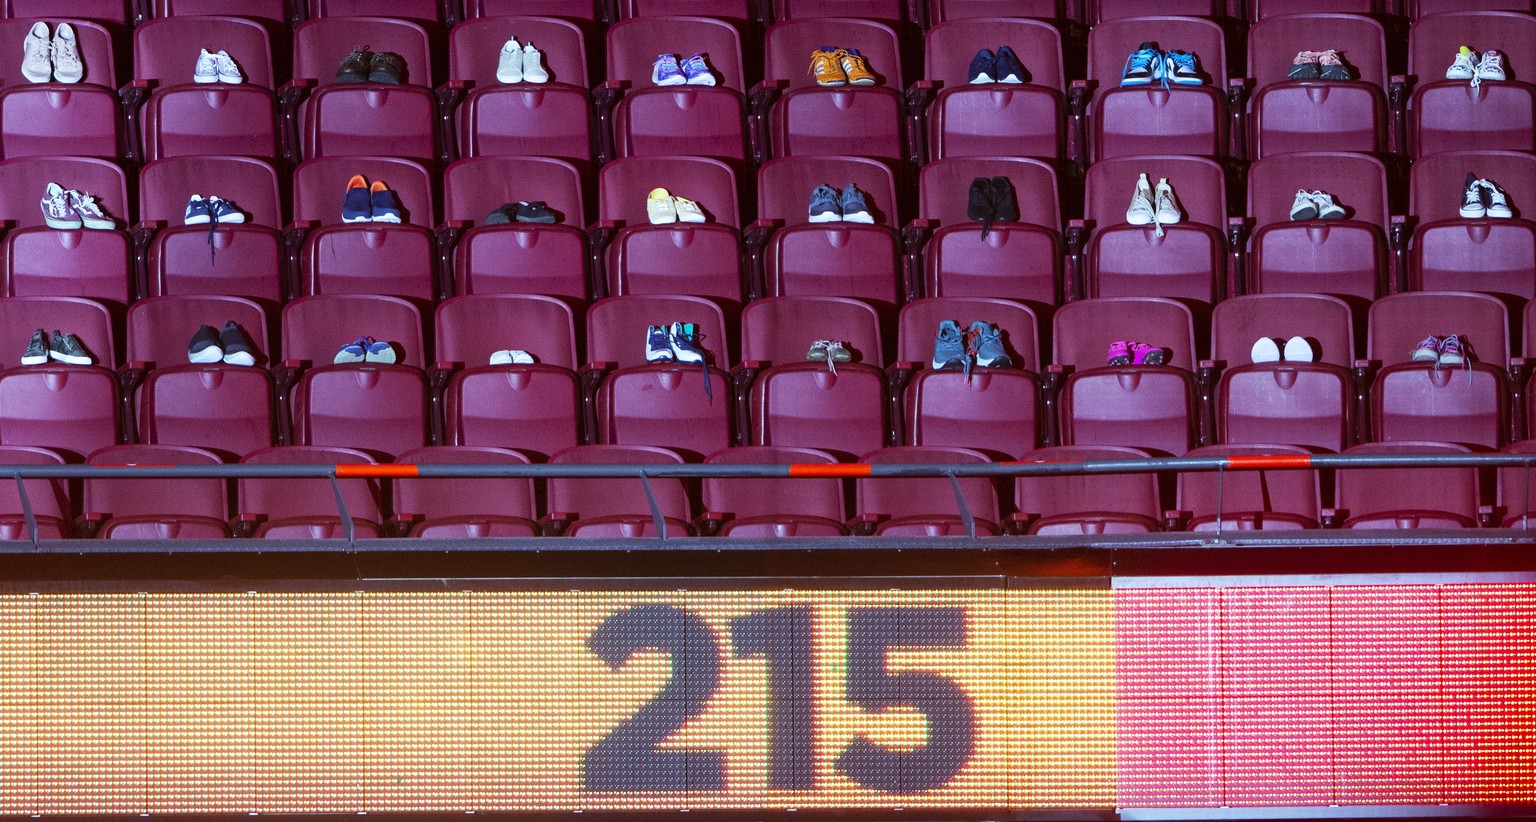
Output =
[
  {"x1": 788, "y1": 463, "x2": 872, "y2": 477},
  {"x1": 1226, "y1": 454, "x2": 1314, "y2": 470},
  {"x1": 335, "y1": 464, "x2": 420, "y2": 478}
]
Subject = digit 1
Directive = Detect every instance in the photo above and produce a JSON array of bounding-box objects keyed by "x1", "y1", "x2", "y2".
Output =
[{"x1": 730, "y1": 605, "x2": 815, "y2": 790}]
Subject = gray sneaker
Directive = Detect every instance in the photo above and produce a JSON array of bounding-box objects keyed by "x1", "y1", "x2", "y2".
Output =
[
  {"x1": 933, "y1": 319, "x2": 967, "y2": 370},
  {"x1": 48, "y1": 329, "x2": 91, "y2": 365},
  {"x1": 808, "y1": 184, "x2": 840, "y2": 222},
  {"x1": 968, "y1": 321, "x2": 1013, "y2": 368},
  {"x1": 21, "y1": 328, "x2": 47, "y2": 365}
]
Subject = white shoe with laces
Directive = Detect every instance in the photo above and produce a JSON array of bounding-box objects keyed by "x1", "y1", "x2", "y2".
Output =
[
  {"x1": 1481, "y1": 179, "x2": 1513, "y2": 218},
  {"x1": 1154, "y1": 177, "x2": 1181, "y2": 224},
  {"x1": 1475, "y1": 50, "x2": 1505, "y2": 82},
  {"x1": 1126, "y1": 173, "x2": 1155, "y2": 225},
  {"x1": 1289, "y1": 189, "x2": 1319, "y2": 220},
  {"x1": 215, "y1": 50, "x2": 243, "y2": 83},
  {"x1": 522, "y1": 42, "x2": 549, "y2": 83},
  {"x1": 1310, "y1": 190, "x2": 1345, "y2": 220},
  {"x1": 1446, "y1": 46, "x2": 1477, "y2": 80},
  {"x1": 194, "y1": 48, "x2": 220, "y2": 83},
  {"x1": 21, "y1": 22, "x2": 52, "y2": 84},
  {"x1": 489, "y1": 349, "x2": 535, "y2": 365},
  {"x1": 50, "y1": 23, "x2": 83, "y2": 83},
  {"x1": 496, "y1": 37, "x2": 523, "y2": 83}
]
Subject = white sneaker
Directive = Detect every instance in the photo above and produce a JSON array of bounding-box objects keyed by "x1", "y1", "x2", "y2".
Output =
[
  {"x1": 1446, "y1": 46, "x2": 1477, "y2": 80},
  {"x1": 1289, "y1": 188, "x2": 1319, "y2": 220},
  {"x1": 1154, "y1": 177, "x2": 1181, "y2": 224},
  {"x1": 646, "y1": 187, "x2": 677, "y2": 224},
  {"x1": 496, "y1": 37, "x2": 523, "y2": 83},
  {"x1": 215, "y1": 50, "x2": 243, "y2": 83},
  {"x1": 522, "y1": 42, "x2": 549, "y2": 84},
  {"x1": 1251, "y1": 337, "x2": 1281, "y2": 363},
  {"x1": 1476, "y1": 50, "x2": 1505, "y2": 82},
  {"x1": 1126, "y1": 173, "x2": 1155, "y2": 225},
  {"x1": 21, "y1": 22, "x2": 51, "y2": 84},
  {"x1": 1310, "y1": 190, "x2": 1345, "y2": 220},
  {"x1": 1282, "y1": 336, "x2": 1315, "y2": 362},
  {"x1": 194, "y1": 48, "x2": 220, "y2": 83},
  {"x1": 674, "y1": 196, "x2": 705, "y2": 223},
  {"x1": 50, "y1": 23, "x2": 83, "y2": 84},
  {"x1": 489, "y1": 349, "x2": 535, "y2": 365},
  {"x1": 1481, "y1": 179, "x2": 1513, "y2": 218}
]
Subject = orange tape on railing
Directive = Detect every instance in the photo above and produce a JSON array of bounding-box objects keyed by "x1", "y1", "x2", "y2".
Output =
[
  {"x1": 335, "y1": 464, "x2": 420, "y2": 478},
  {"x1": 788, "y1": 463, "x2": 871, "y2": 477},
  {"x1": 1225, "y1": 454, "x2": 1314, "y2": 470}
]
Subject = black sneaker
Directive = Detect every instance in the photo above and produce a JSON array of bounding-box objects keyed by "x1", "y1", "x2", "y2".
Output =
[
  {"x1": 515, "y1": 200, "x2": 558, "y2": 223},
  {"x1": 48, "y1": 329, "x2": 91, "y2": 365},
  {"x1": 989, "y1": 176, "x2": 1019, "y2": 222},
  {"x1": 188, "y1": 324, "x2": 222, "y2": 363},
  {"x1": 367, "y1": 51, "x2": 404, "y2": 84},
  {"x1": 336, "y1": 46, "x2": 370, "y2": 83},
  {"x1": 21, "y1": 328, "x2": 47, "y2": 366},
  {"x1": 967, "y1": 177, "x2": 992, "y2": 222},
  {"x1": 485, "y1": 204, "x2": 515, "y2": 225},
  {"x1": 219, "y1": 321, "x2": 256, "y2": 366},
  {"x1": 994, "y1": 45, "x2": 1026, "y2": 84},
  {"x1": 967, "y1": 48, "x2": 996, "y2": 84}
]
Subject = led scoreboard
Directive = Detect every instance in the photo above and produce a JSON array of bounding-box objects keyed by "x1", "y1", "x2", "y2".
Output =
[{"x1": 0, "y1": 579, "x2": 1531, "y2": 815}]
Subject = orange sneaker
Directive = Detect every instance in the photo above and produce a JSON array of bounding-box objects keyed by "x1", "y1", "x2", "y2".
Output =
[
  {"x1": 836, "y1": 48, "x2": 876, "y2": 85},
  {"x1": 809, "y1": 47, "x2": 846, "y2": 86}
]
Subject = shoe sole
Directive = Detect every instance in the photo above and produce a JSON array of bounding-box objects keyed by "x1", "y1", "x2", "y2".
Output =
[
  {"x1": 1156, "y1": 211, "x2": 1181, "y2": 224},
  {"x1": 370, "y1": 214, "x2": 401, "y2": 224},
  {"x1": 52, "y1": 73, "x2": 81, "y2": 84},
  {"x1": 1288, "y1": 69, "x2": 1322, "y2": 80},
  {"x1": 21, "y1": 64, "x2": 51, "y2": 83},
  {"x1": 1459, "y1": 206, "x2": 1486, "y2": 218},
  {"x1": 841, "y1": 212, "x2": 874, "y2": 224},
  {"x1": 1133, "y1": 351, "x2": 1166, "y2": 366},
  {"x1": 1291, "y1": 207, "x2": 1318, "y2": 221},
  {"x1": 223, "y1": 352, "x2": 255, "y2": 366},
  {"x1": 998, "y1": 75, "x2": 1023, "y2": 83},
  {"x1": 1489, "y1": 208, "x2": 1514, "y2": 218},
  {"x1": 932, "y1": 357, "x2": 966, "y2": 370},
  {"x1": 342, "y1": 214, "x2": 372, "y2": 223},
  {"x1": 1447, "y1": 71, "x2": 1474, "y2": 80},
  {"x1": 808, "y1": 211, "x2": 841, "y2": 223},
  {"x1": 211, "y1": 214, "x2": 247, "y2": 224},
  {"x1": 19, "y1": 354, "x2": 47, "y2": 366},
  {"x1": 523, "y1": 76, "x2": 549, "y2": 84},
  {"x1": 1439, "y1": 355, "x2": 1465, "y2": 365},
  {"x1": 81, "y1": 219, "x2": 114, "y2": 230},
  {"x1": 976, "y1": 356, "x2": 1013, "y2": 368},
  {"x1": 185, "y1": 214, "x2": 211, "y2": 225},
  {"x1": 497, "y1": 74, "x2": 523, "y2": 83},
  {"x1": 1106, "y1": 355, "x2": 1132, "y2": 366},
  {"x1": 647, "y1": 214, "x2": 678, "y2": 225},
  {"x1": 1319, "y1": 209, "x2": 1345, "y2": 220},
  {"x1": 48, "y1": 352, "x2": 91, "y2": 365},
  {"x1": 219, "y1": 76, "x2": 242, "y2": 84},
  {"x1": 1126, "y1": 212, "x2": 1153, "y2": 226},
  {"x1": 1120, "y1": 76, "x2": 1153, "y2": 86},
  {"x1": 969, "y1": 74, "x2": 994, "y2": 84},
  {"x1": 646, "y1": 354, "x2": 674, "y2": 363},
  {"x1": 43, "y1": 217, "x2": 83, "y2": 230},
  {"x1": 334, "y1": 352, "x2": 366, "y2": 364},
  {"x1": 1476, "y1": 73, "x2": 1505, "y2": 81},
  {"x1": 1412, "y1": 352, "x2": 1439, "y2": 362},
  {"x1": 815, "y1": 79, "x2": 847, "y2": 86},
  {"x1": 188, "y1": 347, "x2": 223, "y2": 363},
  {"x1": 685, "y1": 76, "x2": 716, "y2": 86},
  {"x1": 194, "y1": 74, "x2": 219, "y2": 84},
  {"x1": 846, "y1": 78, "x2": 876, "y2": 86},
  {"x1": 1169, "y1": 77, "x2": 1203, "y2": 85},
  {"x1": 654, "y1": 77, "x2": 686, "y2": 86}
]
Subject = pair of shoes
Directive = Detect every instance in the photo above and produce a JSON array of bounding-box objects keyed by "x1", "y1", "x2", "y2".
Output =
[
  {"x1": 1251, "y1": 336, "x2": 1316, "y2": 363},
  {"x1": 1106, "y1": 341, "x2": 1167, "y2": 366},
  {"x1": 933, "y1": 320, "x2": 1013, "y2": 372},
  {"x1": 647, "y1": 188, "x2": 706, "y2": 224},
  {"x1": 496, "y1": 37, "x2": 549, "y2": 84},
  {"x1": 39, "y1": 183, "x2": 114, "y2": 230},
  {"x1": 21, "y1": 22, "x2": 83, "y2": 84},
  {"x1": 490, "y1": 349, "x2": 535, "y2": 365},
  {"x1": 1125, "y1": 173, "x2": 1181, "y2": 227},
  {"x1": 187, "y1": 321, "x2": 256, "y2": 366},
  {"x1": 192, "y1": 48, "x2": 244, "y2": 84},
  {"x1": 1412, "y1": 334, "x2": 1468, "y2": 366},
  {"x1": 968, "y1": 177, "x2": 1018, "y2": 238},
  {"x1": 1121, "y1": 42, "x2": 1203, "y2": 87},
  {"x1": 652, "y1": 52, "x2": 715, "y2": 86},
  {"x1": 334, "y1": 336, "x2": 396, "y2": 364},
  {"x1": 21, "y1": 329, "x2": 91, "y2": 366},
  {"x1": 1460, "y1": 173, "x2": 1514, "y2": 218},
  {"x1": 809, "y1": 47, "x2": 876, "y2": 87},
  {"x1": 1288, "y1": 50, "x2": 1352, "y2": 81},
  {"x1": 342, "y1": 175, "x2": 402, "y2": 223},
  {"x1": 807, "y1": 339, "x2": 853, "y2": 363},
  {"x1": 183, "y1": 194, "x2": 247, "y2": 225},
  {"x1": 967, "y1": 46, "x2": 1025, "y2": 84},
  {"x1": 646, "y1": 322, "x2": 707, "y2": 364},
  {"x1": 336, "y1": 46, "x2": 403, "y2": 84},
  {"x1": 1289, "y1": 190, "x2": 1346, "y2": 220},
  {"x1": 1446, "y1": 46, "x2": 1504, "y2": 84},
  {"x1": 809, "y1": 183, "x2": 874, "y2": 223},
  {"x1": 486, "y1": 201, "x2": 556, "y2": 224}
]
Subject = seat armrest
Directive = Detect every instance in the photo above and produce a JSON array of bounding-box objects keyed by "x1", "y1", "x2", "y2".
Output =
[
  {"x1": 540, "y1": 512, "x2": 575, "y2": 537},
  {"x1": 847, "y1": 513, "x2": 884, "y2": 536}
]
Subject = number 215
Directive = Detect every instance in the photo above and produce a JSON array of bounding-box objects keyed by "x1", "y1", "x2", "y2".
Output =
[{"x1": 584, "y1": 604, "x2": 976, "y2": 795}]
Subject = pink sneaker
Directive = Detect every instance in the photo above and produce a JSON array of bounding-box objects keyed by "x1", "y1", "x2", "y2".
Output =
[
  {"x1": 1130, "y1": 342, "x2": 1167, "y2": 365},
  {"x1": 1106, "y1": 340, "x2": 1132, "y2": 365}
]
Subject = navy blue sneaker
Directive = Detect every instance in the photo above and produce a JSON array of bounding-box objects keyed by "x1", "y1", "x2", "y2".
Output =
[
  {"x1": 342, "y1": 174, "x2": 372, "y2": 223},
  {"x1": 335, "y1": 336, "x2": 368, "y2": 364},
  {"x1": 369, "y1": 180, "x2": 402, "y2": 223},
  {"x1": 968, "y1": 48, "x2": 996, "y2": 84},
  {"x1": 839, "y1": 183, "x2": 873, "y2": 224},
  {"x1": 994, "y1": 45, "x2": 1026, "y2": 84},
  {"x1": 184, "y1": 194, "x2": 212, "y2": 225},
  {"x1": 808, "y1": 184, "x2": 841, "y2": 222}
]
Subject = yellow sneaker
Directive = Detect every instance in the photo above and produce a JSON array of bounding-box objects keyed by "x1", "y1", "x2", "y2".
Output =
[
  {"x1": 809, "y1": 47, "x2": 846, "y2": 86},
  {"x1": 836, "y1": 48, "x2": 876, "y2": 85}
]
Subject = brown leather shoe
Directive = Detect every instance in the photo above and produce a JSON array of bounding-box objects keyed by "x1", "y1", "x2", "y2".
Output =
[
  {"x1": 336, "y1": 46, "x2": 370, "y2": 83},
  {"x1": 367, "y1": 50, "x2": 404, "y2": 84}
]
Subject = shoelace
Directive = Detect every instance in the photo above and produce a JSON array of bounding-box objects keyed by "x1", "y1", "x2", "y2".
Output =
[
  {"x1": 961, "y1": 327, "x2": 978, "y2": 382},
  {"x1": 1436, "y1": 336, "x2": 1475, "y2": 387},
  {"x1": 55, "y1": 39, "x2": 77, "y2": 67}
]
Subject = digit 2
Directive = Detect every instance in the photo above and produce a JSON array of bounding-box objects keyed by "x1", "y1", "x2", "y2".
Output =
[{"x1": 583, "y1": 603, "x2": 726, "y2": 791}]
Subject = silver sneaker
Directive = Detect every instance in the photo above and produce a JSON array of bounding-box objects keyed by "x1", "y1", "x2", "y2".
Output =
[
  {"x1": 194, "y1": 48, "x2": 220, "y2": 83},
  {"x1": 215, "y1": 50, "x2": 243, "y2": 83},
  {"x1": 21, "y1": 21, "x2": 51, "y2": 84}
]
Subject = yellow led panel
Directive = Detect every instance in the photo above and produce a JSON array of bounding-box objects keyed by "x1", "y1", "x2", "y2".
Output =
[{"x1": 0, "y1": 593, "x2": 36, "y2": 815}]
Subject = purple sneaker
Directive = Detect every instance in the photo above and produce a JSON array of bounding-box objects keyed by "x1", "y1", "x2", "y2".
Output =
[
  {"x1": 1130, "y1": 342, "x2": 1167, "y2": 365},
  {"x1": 40, "y1": 182, "x2": 80, "y2": 230},
  {"x1": 1412, "y1": 335, "x2": 1442, "y2": 363},
  {"x1": 1106, "y1": 340, "x2": 1132, "y2": 366},
  {"x1": 1438, "y1": 334, "x2": 1466, "y2": 365}
]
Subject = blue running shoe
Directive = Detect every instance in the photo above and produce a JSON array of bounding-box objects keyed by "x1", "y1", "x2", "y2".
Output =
[
  {"x1": 335, "y1": 336, "x2": 368, "y2": 364},
  {"x1": 967, "y1": 48, "x2": 996, "y2": 84},
  {"x1": 933, "y1": 319, "x2": 967, "y2": 370},
  {"x1": 994, "y1": 45, "x2": 1026, "y2": 84},
  {"x1": 1121, "y1": 42, "x2": 1161, "y2": 87},
  {"x1": 369, "y1": 180, "x2": 402, "y2": 223},
  {"x1": 839, "y1": 183, "x2": 873, "y2": 224},
  {"x1": 681, "y1": 52, "x2": 716, "y2": 86},
  {"x1": 652, "y1": 53, "x2": 685, "y2": 86},
  {"x1": 365, "y1": 337, "x2": 396, "y2": 363},
  {"x1": 1165, "y1": 50, "x2": 1203, "y2": 85},
  {"x1": 342, "y1": 174, "x2": 372, "y2": 223},
  {"x1": 808, "y1": 184, "x2": 841, "y2": 222}
]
